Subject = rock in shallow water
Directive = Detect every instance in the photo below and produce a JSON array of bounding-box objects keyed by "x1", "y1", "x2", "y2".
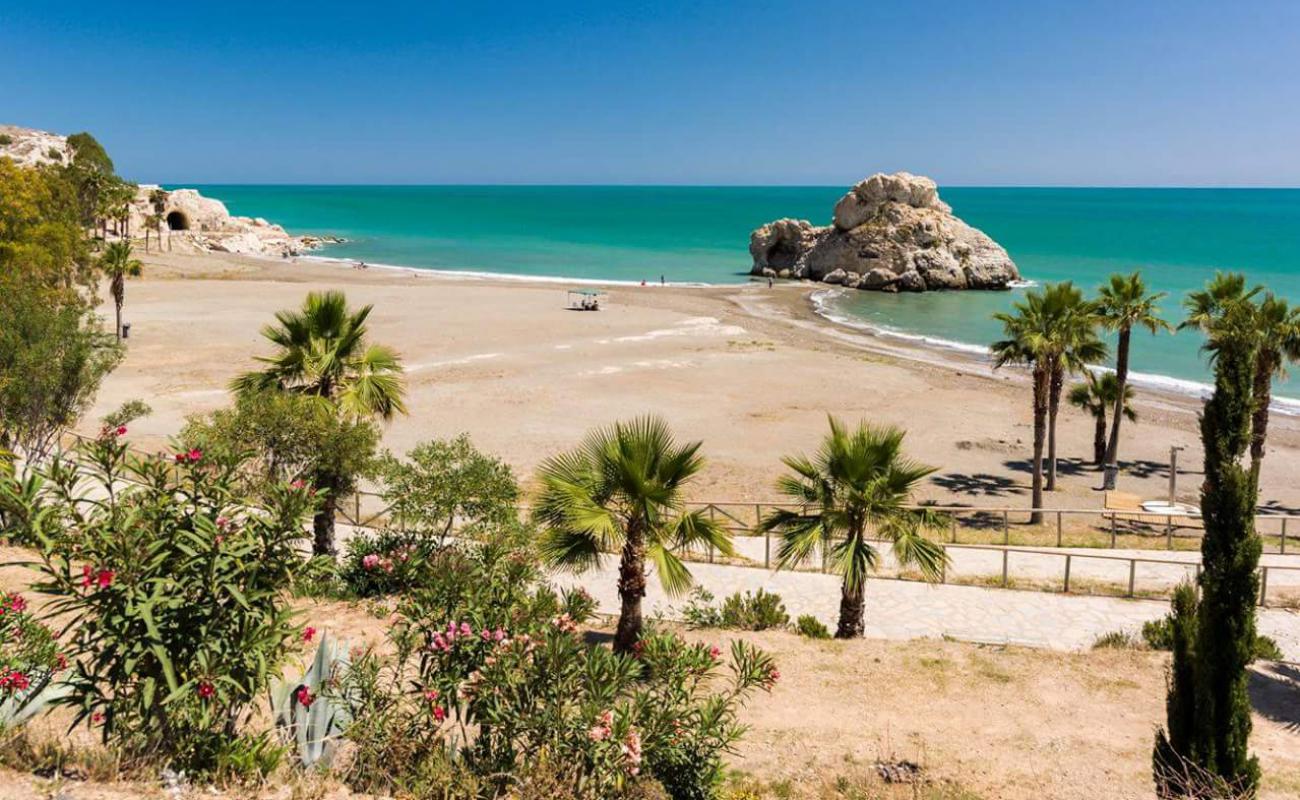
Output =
[{"x1": 750, "y1": 172, "x2": 1020, "y2": 292}]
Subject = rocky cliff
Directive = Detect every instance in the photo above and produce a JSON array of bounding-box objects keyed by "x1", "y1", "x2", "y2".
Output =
[
  {"x1": 0, "y1": 125, "x2": 332, "y2": 258},
  {"x1": 750, "y1": 172, "x2": 1019, "y2": 292}
]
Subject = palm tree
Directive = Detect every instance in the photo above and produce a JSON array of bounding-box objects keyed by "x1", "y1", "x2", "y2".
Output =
[
  {"x1": 1044, "y1": 284, "x2": 1107, "y2": 491},
  {"x1": 1095, "y1": 272, "x2": 1171, "y2": 489},
  {"x1": 233, "y1": 290, "x2": 407, "y2": 555},
  {"x1": 99, "y1": 241, "x2": 142, "y2": 340},
  {"x1": 533, "y1": 416, "x2": 731, "y2": 652},
  {"x1": 148, "y1": 188, "x2": 169, "y2": 252},
  {"x1": 1068, "y1": 372, "x2": 1136, "y2": 466},
  {"x1": 758, "y1": 417, "x2": 947, "y2": 638},
  {"x1": 992, "y1": 283, "x2": 1106, "y2": 519},
  {"x1": 1180, "y1": 272, "x2": 1259, "y2": 335},
  {"x1": 1243, "y1": 294, "x2": 1300, "y2": 481}
]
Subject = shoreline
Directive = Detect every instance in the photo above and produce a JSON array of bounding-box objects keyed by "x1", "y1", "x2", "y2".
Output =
[{"x1": 297, "y1": 246, "x2": 1298, "y2": 415}]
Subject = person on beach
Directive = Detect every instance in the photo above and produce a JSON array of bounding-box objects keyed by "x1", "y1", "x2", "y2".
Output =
[{"x1": 660, "y1": 275, "x2": 665, "y2": 285}]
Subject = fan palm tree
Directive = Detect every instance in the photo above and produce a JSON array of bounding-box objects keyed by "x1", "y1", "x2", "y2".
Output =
[
  {"x1": 233, "y1": 290, "x2": 407, "y2": 555},
  {"x1": 992, "y1": 283, "x2": 1106, "y2": 518},
  {"x1": 1180, "y1": 272, "x2": 1260, "y2": 336},
  {"x1": 99, "y1": 241, "x2": 142, "y2": 340},
  {"x1": 533, "y1": 416, "x2": 732, "y2": 652},
  {"x1": 1243, "y1": 294, "x2": 1300, "y2": 481},
  {"x1": 1044, "y1": 283, "x2": 1107, "y2": 491},
  {"x1": 758, "y1": 417, "x2": 947, "y2": 638},
  {"x1": 1068, "y1": 372, "x2": 1136, "y2": 467},
  {"x1": 1095, "y1": 272, "x2": 1171, "y2": 488}
]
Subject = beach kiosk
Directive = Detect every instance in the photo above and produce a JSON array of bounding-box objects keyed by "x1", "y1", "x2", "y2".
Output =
[{"x1": 567, "y1": 289, "x2": 605, "y2": 311}]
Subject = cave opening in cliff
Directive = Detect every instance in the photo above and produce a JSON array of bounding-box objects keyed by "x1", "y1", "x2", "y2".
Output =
[
  {"x1": 766, "y1": 240, "x2": 800, "y2": 270},
  {"x1": 166, "y1": 211, "x2": 190, "y2": 231}
]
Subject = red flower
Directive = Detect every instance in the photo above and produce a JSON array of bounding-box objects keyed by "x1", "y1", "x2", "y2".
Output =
[
  {"x1": 708, "y1": 645, "x2": 721, "y2": 660},
  {"x1": 96, "y1": 570, "x2": 115, "y2": 589},
  {"x1": 8, "y1": 594, "x2": 26, "y2": 612},
  {"x1": 303, "y1": 626, "x2": 317, "y2": 643},
  {"x1": 295, "y1": 686, "x2": 314, "y2": 708},
  {"x1": 196, "y1": 681, "x2": 215, "y2": 699},
  {"x1": 115, "y1": 425, "x2": 127, "y2": 436},
  {"x1": 91, "y1": 712, "x2": 105, "y2": 725},
  {"x1": 174, "y1": 453, "x2": 187, "y2": 464},
  {"x1": 432, "y1": 706, "x2": 446, "y2": 722},
  {"x1": 187, "y1": 448, "x2": 202, "y2": 462},
  {"x1": 80, "y1": 565, "x2": 93, "y2": 588},
  {"x1": 55, "y1": 653, "x2": 68, "y2": 672}
]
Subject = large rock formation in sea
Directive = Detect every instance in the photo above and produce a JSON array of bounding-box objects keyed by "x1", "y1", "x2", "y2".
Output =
[
  {"x1": 0, "y1": 124, "x2": 332, "y2": 258},
  {"x1": 750, "y1": 172, "x2": 1019, "y2": 292}
]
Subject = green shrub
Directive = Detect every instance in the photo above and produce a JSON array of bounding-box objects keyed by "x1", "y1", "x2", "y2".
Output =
[
  {"x1": 336, "y1": 526, "x2": 777, "y2": 800},
  {"x1": 377, "y1": 434, "x2": 520, "y2": 540},
  {"x1": 682, "y1": 588, "x2": 789, "y2": 631},
  {"x1": 1093, "y1": 630, "x2": 1143, "y2": 650},
  {"x1": 1144, "y1": 612, "x2": 1281, "y2": 661},
  {"x1": 0, "y1": 589, "x2": 65, "y2": 729},
  {"x1": 0, "y1": 134, "x2": 12, "y2": 146},
  {"x1": 794, "y1": 615, "x2": 831, "y2": 640},
  {"x1": 340, "y1": 528, "x2": 434, "y2": 597},
  {"x1": 19, "y1": 431, "x2": 310, "y2": 781}
]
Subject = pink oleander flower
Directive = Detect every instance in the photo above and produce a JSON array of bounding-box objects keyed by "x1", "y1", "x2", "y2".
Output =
[
  {"x1": 432, "y1": 706, "x2": 446, "y2": 722},
  {"x1": 766, "y1": 667, "x2": 780, "y2": 686},
  {"x1": 493, "y1": 628, "x2": 506, "y2": 642},
  {"x1": 459, "y1": 622, "x2": 472, "y2": 637},
  {"x1": 295, "y1": 686, "x2": 314, "y2": 707},
  {"x1": 91, "y1": 711, "x2": 105, "y2": 725},
  {"x1": 303, "y1": 626, "x2": 317, "y2": 643},
  {"x1": 187, "y1": 448, "x2": 202, "y2": 462},
  {"x1": 480, "y1": 628, "x2": 492, "y2": 641},
  {"x1": 8, "y1": 594, "x2": 26, "y2": 613},
  {"x1": 96, "y1": 569, "x2": 115, "y2": 589},
  {"x1": 588, "y1": 710, "x2": 613, "y2": 742},
  {"x1": 621, "y1": 728, "x2": 642, "y2": 775},
  {"x1": 423, "y1": 688, "x2": 440, "y2": 702},
  {"x1": 115, "y1": 425, "x2": 127, "y2": 436},
  {"x1": 196, "y1": 681, "x2": 215, "y2": 699},
  {"x1": 362, "y1": 554, "x2": 380, "y2": 570},
  {"x1": 708, "y1": 645, "x2": 721, "y2": 660},
  {"x1": 80, "y1": 564, "x2": 93, "y2": 588}
]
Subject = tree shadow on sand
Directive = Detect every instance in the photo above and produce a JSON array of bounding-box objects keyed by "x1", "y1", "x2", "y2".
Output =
[
  {"x1": 1001, "y1": 457, "x2": 1185, "y2": 483},
  {"x1": 1249, "y1": 661, "x2": 1300, "y2": 734},
  {"x1": 931, "y1": 472, "x2": 1025, "y2": 498}
]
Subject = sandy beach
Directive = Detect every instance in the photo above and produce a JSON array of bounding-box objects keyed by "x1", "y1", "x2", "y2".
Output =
[{"x1": 88, "y1": 250, "x2": 1300, "y2": 514}]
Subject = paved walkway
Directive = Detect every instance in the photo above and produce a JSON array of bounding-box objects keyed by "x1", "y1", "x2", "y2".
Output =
[{"x1": 548, "y1": 558, "x2": 1300, "y2": 660}]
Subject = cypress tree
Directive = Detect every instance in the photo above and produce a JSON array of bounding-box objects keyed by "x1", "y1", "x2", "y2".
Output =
[{"x1": 1154, "y1": 298, "x2": 1262, "y2": 796}]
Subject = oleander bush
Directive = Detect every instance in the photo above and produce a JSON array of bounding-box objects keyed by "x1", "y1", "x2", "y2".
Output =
[
  {"x1": 0, "y1": 589, "x2": 66, "y2": 730},
  {"x1": 334, "y1": 525, "x2": 777, "y2": 800},
  {"x1": 13, "y1": 430, "x2": 311, "y2": 780}
]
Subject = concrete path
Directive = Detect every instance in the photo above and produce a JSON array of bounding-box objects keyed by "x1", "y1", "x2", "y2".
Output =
[{"x1": 548, "y1": 558, "x2": 1300, "y2": 660}]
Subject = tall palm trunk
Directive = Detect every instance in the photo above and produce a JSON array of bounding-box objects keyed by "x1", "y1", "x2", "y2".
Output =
[
  {"x1": 613, "y1": 518, "x2": 647, "y2": 653},
  {"x1": 1047, "y1": 360, "x2": 1064, "y2": 491},
  {"x1": 111, "y1": 275, "x2": 124, "y2": 339},
  {"x1": 1030, "y1": 365, "x2": 1047, "y2": 525},
  {"x1": 836, "y1": 581, "x2": 866, "y2": 638},
  {"x1": 1103, "y1": 326, "x2": 1132, "y2": 489},
  {"x1": 1249, "y1": 350, "x2": 1276, "y2": 483},
  {"x1": 1092, "y1": 408, "x2": 1107, "y2": 466},
  {"x1": 312, "y1": 471, "x2": 341, "y2": 556}
]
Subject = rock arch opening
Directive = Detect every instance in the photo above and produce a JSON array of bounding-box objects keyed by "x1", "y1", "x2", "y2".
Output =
[
  {"x1": 765, "y1": 239, "x2": 801, "y2": 270},
  {"x1": 165, "y1": 211, "x2": 190, "y2": 231}
]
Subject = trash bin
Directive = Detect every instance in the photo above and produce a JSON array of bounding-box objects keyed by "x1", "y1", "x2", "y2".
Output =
[{"x1": 122, "y1": 322, "x2": 131, "y2": 339}]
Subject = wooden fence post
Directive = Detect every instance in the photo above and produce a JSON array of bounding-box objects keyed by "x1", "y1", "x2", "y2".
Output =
[
  {"x1": 1056, "y1": 511, "x2": 1063, "y2": 547},
  {"x1": 1003, "y1": 510, "x2": 1010, "y2": 545},
  {"x1": 1110, "y1": 513, "x2": 1117, "y2": 548},
  {"x1": 1063, "y1": 554, "x2": 1072, "y2": 594},
  {"x1": 1128, "y1": 560, "x2": 1136, "y2": 598},
  {"x1": 1260, "y1": 567, "x2": 1269, "y2": 607},
  {"x1": 1001, "y1": 548, "x2": 1009, "y2": 587},
  {"x1": 1282, "y1": 519, "x2": 1288, "y2": 555}
]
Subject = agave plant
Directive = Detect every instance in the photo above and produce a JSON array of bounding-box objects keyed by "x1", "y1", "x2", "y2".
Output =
[
  {"x1": 0, "y1": 671, "x2": 70, "y2": 730},
  {"x1": 272, "y1": 633, "x2": 351, "y2": 768}
]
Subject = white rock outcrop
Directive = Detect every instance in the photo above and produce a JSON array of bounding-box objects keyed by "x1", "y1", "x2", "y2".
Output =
[
  {"x1": 1, "y1": 125, "x2": 329, "y2": 258},
  {"x1": 750, "y1": 172, "x2": 1019, "y2": 292}
]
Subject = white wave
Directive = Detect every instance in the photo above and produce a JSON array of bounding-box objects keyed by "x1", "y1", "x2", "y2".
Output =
[
  {"x1": 809, "y1": 290, "x2": 1300, "y2": 415},
  {"x1": 294, "y1": 254, "x2": 737, "y2": 288},
  {"x1": 1007, "y1": 279, "x2": 1039, "y2": 289}
]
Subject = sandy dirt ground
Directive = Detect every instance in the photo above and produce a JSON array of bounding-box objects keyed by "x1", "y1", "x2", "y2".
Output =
[{"x1": 83, "y1": 250, "x2": 1300, "y2": 515}]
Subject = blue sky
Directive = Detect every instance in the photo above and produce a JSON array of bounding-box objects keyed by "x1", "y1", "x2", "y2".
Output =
[{"x1": 3, "y1": 1, "x2": 1298, "y2": 185}]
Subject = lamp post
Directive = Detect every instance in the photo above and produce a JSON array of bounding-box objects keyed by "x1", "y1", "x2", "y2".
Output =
[{"x1": 1168, "y1": 445, "x2": 1186, "y2": 507}]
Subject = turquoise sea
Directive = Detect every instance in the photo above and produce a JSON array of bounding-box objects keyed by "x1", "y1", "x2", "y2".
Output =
[{"x1": 192, "y1": 185, "x2": 1300, "y2": 400}]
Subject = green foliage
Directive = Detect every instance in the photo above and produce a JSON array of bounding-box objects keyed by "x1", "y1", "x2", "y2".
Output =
[
  {"x1": 0, "y1": 271, "x2": 120, "y2": 457},
  {"x1": 760, "y1": 416, "x2": 947, "y2": 639},
  {"x1": 336, "y1": 525, "x2": 776, "y2": 800},
  {"x1": 533, "y1": 416, "x2": 732, "y2": 652},
  {"x1": 0, "y1": 134, "x2": 12, "y2": 146},
  {"x1": 0, "y1": 590, "x2": 67, "y2": 730},
  {"x1": 1155, "y1": 279, "x2": 1264, "y2": 795},
  {"x1": 101, "y1": 399, "x2": 152, "y2": 430},
  {"x1": 681, "y1": 588, "x2": 789, "y2": 631},
  {"x1": 231, "y1": 289, "x2": 408, "y2": 421},
  {"x1": 378, "y1": 434, "x2": 520, "y2": 541},
  {"x1": 340, "y1": 528, "x2": 436, "y2": 597},
  {"x1": 1092, "y1": 630, "x2": 1142, "y2": 650},
  {"x1": 17, "y1": 432, "x2": 311, "y2": 780},
  {"x1": 794, "y1": 615, "x2": 831, "y2": 640},
  {"x1": 182, "y1": 389, "x2": 380, "y2": 495}
]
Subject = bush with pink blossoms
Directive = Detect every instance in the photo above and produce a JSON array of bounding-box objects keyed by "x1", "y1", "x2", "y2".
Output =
[
  {"x1": 0, "y1": 589, "x2": 64, "y2": 728},
  {"x1": 13, "y1": 432, "x2": 312, "y2": 779},
  {"x1": 332, "y1": 525, "x2": 776, "y2": 800}
]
